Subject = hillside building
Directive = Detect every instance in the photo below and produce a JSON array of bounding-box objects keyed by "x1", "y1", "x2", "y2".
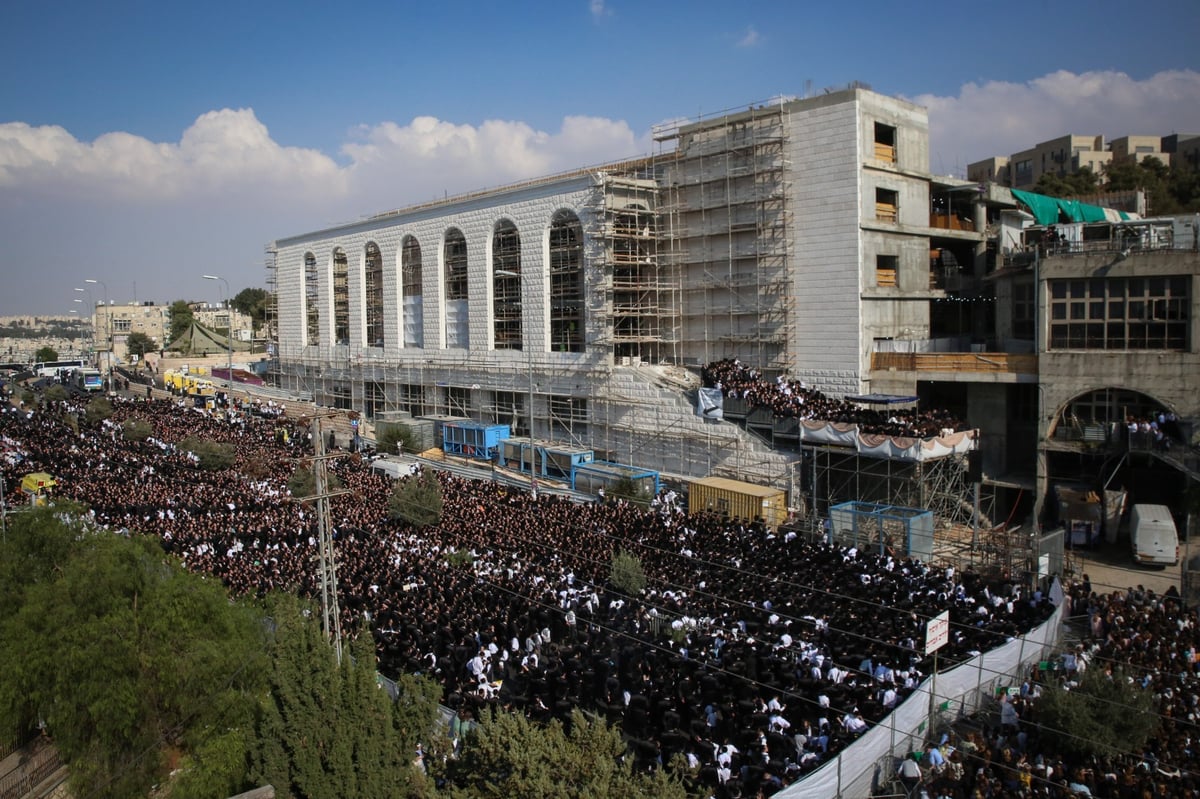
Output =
[
  {"x1": 269, "y1": 87, "x2": 1004, "y2": 492},
  {"x1": 267, "y1": 85, "x2": 1200, "y2": 539}
]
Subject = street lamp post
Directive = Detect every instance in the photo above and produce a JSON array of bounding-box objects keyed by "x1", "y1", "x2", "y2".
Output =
[
  {"x1": 74, "y1": 287, "x2": 95, "y2": 363},
  {"x1": 203, "y1": 275, "x2": 233, "y2": 388},
  {"x1": 84, "y1": 279, "x2": 109, "y2": 391}
]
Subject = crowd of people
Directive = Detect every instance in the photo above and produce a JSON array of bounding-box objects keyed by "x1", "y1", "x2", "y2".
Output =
[
  {"x1": 702, "y1": 359, "x2": 968, "y2": 440},
  {"x1": 888, "y1": 579, "x2": 1200, "y2": 799},
  {"x1": 2, "y1": 388, "x2": 1051, "y2": 797}
]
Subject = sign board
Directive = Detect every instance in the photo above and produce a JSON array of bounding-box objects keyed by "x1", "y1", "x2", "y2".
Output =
[{"x1": 925, "y1": 610, "x2": 950, "y2": 655}]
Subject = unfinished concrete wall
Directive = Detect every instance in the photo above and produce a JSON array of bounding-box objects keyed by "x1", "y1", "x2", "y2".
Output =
[{"x1": 590, "y1": 366, "x2": 798, "y2": 489}]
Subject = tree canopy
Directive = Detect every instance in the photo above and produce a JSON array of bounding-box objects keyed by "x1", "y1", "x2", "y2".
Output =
[
  {"x1": 232, "y1": 287, "x2": 271, "y2": 329},
  {"x1": 125, "y1": 330, "x2": 157, "y2": 359},
  {"x1": 1034, "y1": 667, "x2": 1158, "y2": 758},
  {"x1": 168, "y1": 299, "x2": 195, "y2": 342},
  {"x1": 440, "y1": 708, "x2": 687, "y2": 799},
  {"x1": 1032, "y1": 158, "x2": 1200, "y2": 214},
  {"x1": 388, "y1": 470, "x2": 444, "y2": 528},
  {"x1": 0, "y1": 505, "x2": 268, "y2": 799},
  {"x1": 1033, "y1": 167, "x2": 1099, "y2": 198},
  {"x1": 251, "y1": 595, "x2": 442, "y2": 799},
  {"x1": 34, "y1": 345, "x2": 58, "y2": 362}
]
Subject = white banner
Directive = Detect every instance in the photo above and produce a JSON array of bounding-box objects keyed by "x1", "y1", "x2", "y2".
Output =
[{"x1": 695, "y1": 387, "x2": 724, "y2": 420}]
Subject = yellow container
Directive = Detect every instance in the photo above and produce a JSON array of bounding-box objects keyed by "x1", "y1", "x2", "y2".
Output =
[{"x1": 687, "y1": 476, "x2": 787, "y2": 528}]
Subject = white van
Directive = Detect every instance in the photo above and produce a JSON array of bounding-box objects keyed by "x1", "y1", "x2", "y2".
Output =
[{"x1": 1130, "y1": 503, "x2": 1180, "y2": 567}]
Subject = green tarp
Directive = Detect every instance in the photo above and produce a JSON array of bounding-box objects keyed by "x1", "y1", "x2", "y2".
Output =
[{"x1": 1011, "y1": 188, "x2": 1129, "y2": 225}]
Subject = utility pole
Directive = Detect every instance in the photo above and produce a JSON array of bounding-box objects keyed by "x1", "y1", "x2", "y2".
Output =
[{"x1": 302, "y1": 415, "x2": 353, "y2": 663}]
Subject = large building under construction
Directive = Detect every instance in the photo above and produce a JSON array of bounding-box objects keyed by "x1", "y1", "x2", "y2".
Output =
[
  {"x1": 271, "y1": 85, "x2": 1200, "y2": 555},
  {"x1": 269, "y1": 87, "x2": 995, "y2": 492}
]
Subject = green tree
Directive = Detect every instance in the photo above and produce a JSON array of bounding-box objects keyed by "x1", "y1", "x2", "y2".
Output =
[
  {"x1": 122, "y1": 417, "x2": 153, "y2": 442},
  {"x1": 1034, "y1": 667, "x2": 1158, "y2": 758},
  {"x1": 377, "y1": 422, "x2": 418, "y2": 456},
  {"x1": 84, "y1": 396, "x2": 114, "y2": 425},
  {"x1": 179, "y1": 435, "x2": 236, "y2": 470},
  {"x1": 251, "y1": 595, "x2": 441, "y2": 799},
  {"x1": 126, "y1": 331, "x2": 157, "y2": 359},
  {"x1": 608, "y1": 476, "x2": 651, "y2": 507},
  {"x1": 43, "y1": 384, "x2": 68, "y2": 403},
  {"x1": 1033, "y1": 167, "x2": 1098, "y2": 198},
  {"x1": 169, "y1": 300, "x2": 195, "y2": 343},
  {"x1": 1166, "y1": 164, "x2": 1200, "y2": 213},
  {"x1": 609, "y1": 549, "x2": 647, "y2": 595},
  {"x1": 287, "y1": 462, "x2": 343, "y2": 499},
  {"x1": 0, "y1": 507, "x2": 267, "y2": 799},
  {"x1": 232, "y1": 287, "x2": 271, "y2": 329},
  {"x1": 387, "y1": 470, "x2": 444, "y2": 528},
  {"x1": 441, "y1": 708, "x2": 687, "y2": 799},
  {"x1": 34, "y1": 345, "x2": 58, "y2": 362},
  {"x1": 1102, "y1": 156, "x2": 1181, "y2": 214}
]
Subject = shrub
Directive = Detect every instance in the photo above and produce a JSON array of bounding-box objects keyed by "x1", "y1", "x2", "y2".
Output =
[
  {"x1": 44, "y1": 384, "x2": 68, "y2": 403},
  {"x1": 608, "y1": 476, "x2": 651, "y2": 508},
  {"x1": 446, "y1": 550, "x2": 475, "y2": 569},
  {"x1": 1035, "y1": 667, "x2": 1158, "y2": 758},
  {"x1": 388, "y1": 470, "x2": 443, "y2": 528},
  {"x1": 84, "y1": 397, "x2": 114, "y2": 426},
  {"x1": 179, "y1": 436, "x2": 236, "y2": 471},
  {"x1": 287, "y1": 463, "x2": 342, "y2": 500},
  {"x1": 123, "y1": 418, "x2": 153, "y2": 442},
  {"x1": 376, "y1": 423, "x2": 417, "y2": 456},
  {"x1": 610, "y1": 549, "x2": 646, "y2": 595}
]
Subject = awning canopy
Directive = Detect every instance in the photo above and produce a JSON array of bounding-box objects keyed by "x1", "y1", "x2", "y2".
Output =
[
  {"x1": 845, "y1": 394, "x2": 919, "y2": 405},
  {"x1": 1010, "y1": 188, "x2": 1133, "y2": 226}
]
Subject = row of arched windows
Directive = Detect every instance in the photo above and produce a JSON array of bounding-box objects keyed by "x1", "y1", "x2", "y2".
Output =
[{"x1": 301, "y1": 211, "x2": 585, "y2": 353}]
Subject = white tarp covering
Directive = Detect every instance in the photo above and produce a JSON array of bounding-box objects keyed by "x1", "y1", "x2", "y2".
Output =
[
  {"x1": 403, "y1": 296, "x2": 424, "y2": 348},
  {"x1": 798, "y1": 422, "x2": 977, "y2": 461},
  {"x1": 695, "y1": 387, "x2": 724, "y2": 420},
  {"x1": 777, "y1": 580, "x2": 1064, "y2": 799},
  {"x1": 800, "y1": 420, "x2": 859, "y2": 448},
  {"x1": 444, "y1": 299, "x2": 468, "y2": 349}
]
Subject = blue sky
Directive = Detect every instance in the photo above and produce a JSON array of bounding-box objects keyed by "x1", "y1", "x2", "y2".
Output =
[{"x1": 2, "y1": 0, "x2": 1199, "y2": 316}]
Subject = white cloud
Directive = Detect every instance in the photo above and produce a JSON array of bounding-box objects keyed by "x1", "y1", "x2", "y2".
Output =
[
  {"x1": 0, "y1": 108, "x2": 343, "y2": 202},
  {"x1": 0, "y1": 108, "x2": 649, "y2": 314},
  {"x1": 912, "y1": 69, "x2": 1200, "y2": 177},
  {"x1": 3, "y1": 69, "x2": 1197, "y2": 314},
  {"x1": 736, "y1": 26, "x2": 761, "y2": 48},
  {"x1": 341, "y1": 114, "x2": 646, "y2": 213},
  {"x1": 589, "y1": 0, "x2": 611, "y2": 20}
]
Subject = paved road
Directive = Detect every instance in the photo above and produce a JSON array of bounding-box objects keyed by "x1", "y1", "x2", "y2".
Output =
[{"x1": 1064, "y1": 537, "x2": 1191, "y2": 598}]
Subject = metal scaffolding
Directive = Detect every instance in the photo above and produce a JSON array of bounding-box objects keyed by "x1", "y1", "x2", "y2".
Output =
[
  {"x1": 804, "y1": 444, "x2": 1003, "y2": 572},
  {"x1": 654, "y1": 103, "x2": 794, "y2": 374}
]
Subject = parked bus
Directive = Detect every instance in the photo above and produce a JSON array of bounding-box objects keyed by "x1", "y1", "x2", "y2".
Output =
[
  {"x1": 71, "y1": 367, "x2": 104, "y2": 392},
  {"x1": 32, "y1": 359, "x2": 86, "y2": 379}
]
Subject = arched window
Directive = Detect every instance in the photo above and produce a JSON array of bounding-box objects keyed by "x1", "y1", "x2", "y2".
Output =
[
  {"x1": 549, "y1": 210, "x2": 584, "y2": 353},
  {"x1": 493, "y1": 220, "x2": 522, "y2": 350},
  {"x1": 402, "y1": 235, "x2": 424, "y2": 348},
  {"x1": 332, "y1": 248, "x2": 350, "y2": 345},
  {"x1": 365, "y1": 241, "x2": 384, "y2": 348},
  {"x1": 304, "y1": 252, "x2": 320, "y2": 346},
  {"x1": 444, "y1": 229, "x2": 469, "y2": 348}
]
